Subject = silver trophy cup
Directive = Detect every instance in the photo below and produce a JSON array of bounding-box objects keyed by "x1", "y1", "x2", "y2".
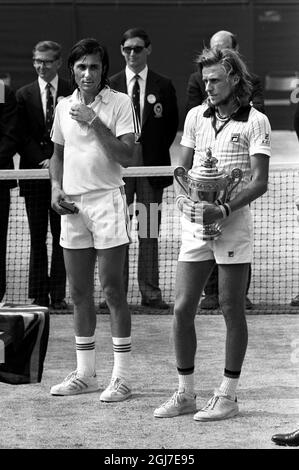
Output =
[{"x1": 174, "y1": 148, "x2": 243, "y2": 240}]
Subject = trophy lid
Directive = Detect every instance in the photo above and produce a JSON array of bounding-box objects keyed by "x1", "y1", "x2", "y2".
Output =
[{"x1": 188, "y1": 148, "x2": 226, "y2": 181}]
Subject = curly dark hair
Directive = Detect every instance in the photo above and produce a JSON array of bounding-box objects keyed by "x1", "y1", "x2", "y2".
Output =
[{"x1": 68, "y1": 38, "x2": 109, "y2": 91}]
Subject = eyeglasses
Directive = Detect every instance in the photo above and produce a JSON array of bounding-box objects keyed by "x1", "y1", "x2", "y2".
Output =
[
  {"x1": 122, "y1": 46, "x2": 145, "y2": 54},
  {"x1": 33, "y1": 59, "x2": 57, "y2": 67}
]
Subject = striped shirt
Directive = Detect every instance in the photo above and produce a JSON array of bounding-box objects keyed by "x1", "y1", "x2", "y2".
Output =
[{"x1": 181, "y1": 104, "x2": 271, "y2": 198}]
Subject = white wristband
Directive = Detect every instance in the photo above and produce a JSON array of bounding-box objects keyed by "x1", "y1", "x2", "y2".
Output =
[
  {"x1": 219, "y1": 203, "x2": 232, "y2": 219},
  {"x1": 218, "y1": 204, "x2": 227, "y2": 219},
  {"x1": 224, "y1": 202, "x2": 232, "y2": 216}
]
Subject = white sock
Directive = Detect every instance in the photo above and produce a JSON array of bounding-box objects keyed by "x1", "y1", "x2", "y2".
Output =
[
  {"x1": 111, "y1": 336, "x2": 131, "y2": 383},
  {"x1": 219, "y1": 376, "x2": 239, "y2": 399},
  {"x1": 178, "y1": 373, "x2": 195, "y2": 396},
  {"x1": 75, "y1": 335, "x2": 96, "y2": 376}
]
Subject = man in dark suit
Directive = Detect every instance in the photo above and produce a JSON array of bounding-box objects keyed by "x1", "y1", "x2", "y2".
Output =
[
  {"x1": 109, "y1": 28, "x2": 179, "y2": 309},
  {"x1": 16, "y1": 41, "x2": 72, "y2": 309},
  {"x1": 0, "y1": 81, "x2": 18, "y2": 302},
  {"x1": 185, "y1": 30, "x2": 264, "y2": 311}
]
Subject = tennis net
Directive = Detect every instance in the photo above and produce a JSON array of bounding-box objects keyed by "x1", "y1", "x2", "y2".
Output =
[{"x1": 0, "y1": 164, "x2": 298, "y2": 313}]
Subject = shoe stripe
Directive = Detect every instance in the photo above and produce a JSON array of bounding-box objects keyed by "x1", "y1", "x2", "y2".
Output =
[
  {"x1": 117, "y1": 383, "x2": 131, "y2": 394},
  {"x1": 71, "y1": 378, "x2": 88, "y2": 389}
]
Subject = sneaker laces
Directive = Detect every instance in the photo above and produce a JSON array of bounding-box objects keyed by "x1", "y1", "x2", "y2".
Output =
[
  {"x1": 202, "y1": 392, "x2": 234, "y2": 411},
  {"x1": 160, "y1": 391, "x2": 182, "y2": 409},
  {"x1": 202, "y1": 394, "x2": 220, "y2": 411},
  {"x1": 63, "y1": 370, "x2": 78, "y2": 383},
  {"x1": 109, "y1": 377, "x2": 126, "y2": 391}
]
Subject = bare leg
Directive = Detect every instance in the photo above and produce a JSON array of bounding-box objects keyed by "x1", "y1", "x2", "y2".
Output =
[
  {"x1": 218, "y1": 263, "x2": 249, "y2": 372},
  {"x1": 174, "y1": 260, "x2": 215, "y2": 369},
  {"x1": 63, "y1": 248, "x2": 97, "y2": 337},
  {"x1": 98, "y1": 244, "x2": 131, "y2": 338}
]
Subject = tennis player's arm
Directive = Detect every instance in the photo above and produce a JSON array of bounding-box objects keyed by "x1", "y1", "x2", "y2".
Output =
[
  {"x1": 49, "y1": 143, "x2": 65, "y2": 208},
  {"x1": 227, "y1": 153, "x2": 269, "y2": 212},
  {"x1": 174, "y1": 145, "x2": 198, "y2": 219},
  {"x1": 174, "y1": 145, "x2": 194, "y2": 198},
  {"x1": 90, "y1": 116, "x2": 135, "y2": 167}
]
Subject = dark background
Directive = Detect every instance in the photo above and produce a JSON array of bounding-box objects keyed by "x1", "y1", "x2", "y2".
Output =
[{"x1": 0, "y1": 0, "x2": 298, "y2": 129}]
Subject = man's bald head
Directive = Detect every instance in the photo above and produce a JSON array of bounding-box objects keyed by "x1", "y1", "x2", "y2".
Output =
[{"x1": 210, "y1": 30, "x2": 238, "y2": 51}]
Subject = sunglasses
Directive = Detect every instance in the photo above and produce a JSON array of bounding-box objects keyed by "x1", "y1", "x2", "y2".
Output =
[
  {"x1": 122, "y1": 46, "x2": 145, "y2": 54},
  {"x1": 33, "y1": 59, "x2": 57, "y2": 67}
]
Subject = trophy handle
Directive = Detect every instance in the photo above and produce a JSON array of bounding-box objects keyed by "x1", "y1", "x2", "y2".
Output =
[
  {"x1": 226, "y1": 168, "x2": 243, "y2": 201},
  {"x1": 174, "y1": 166, "x2": 189, "y2": 195}
]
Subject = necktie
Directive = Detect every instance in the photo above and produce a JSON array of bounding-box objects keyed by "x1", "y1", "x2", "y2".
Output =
[
  {"x1": 132, "y1": 74, "x2": 140, "y2": 124},
  {"x1": 45, "y1": 82, "x2": 54, "y2": 135}
]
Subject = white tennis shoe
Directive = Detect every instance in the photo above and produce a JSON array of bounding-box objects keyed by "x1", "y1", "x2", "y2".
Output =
[
  {"x1": 194, "y1": 390, "x2": 239, "y2": 421},
  {"x1": 50, "y1": 370, "x2": 100, "y2": 396},
  {"x1": 100, "y1": 377, "x2": 132, "y2": 402},
  {"x1": 154, "y1": 390, "x2": 197, "y2": 418}
]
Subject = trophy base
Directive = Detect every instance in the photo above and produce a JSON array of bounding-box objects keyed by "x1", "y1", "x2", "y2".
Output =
[{"x1": 193, "y1": 223, "x2": 222, "y2": 241}]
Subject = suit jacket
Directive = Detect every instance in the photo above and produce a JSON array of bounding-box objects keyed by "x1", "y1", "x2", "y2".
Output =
[
  {"x1": 109, "y1": 69, "x2": 179, "y2": 188},
  {"x1": 16, "y1": 77, "x2": 72, "y2": 169},
  {"x1": 0, "y1": 85, "x2": 18, "y2": 188},
  {"x1": 185, "y1": 70, "x2": 265, "y2": 115}
]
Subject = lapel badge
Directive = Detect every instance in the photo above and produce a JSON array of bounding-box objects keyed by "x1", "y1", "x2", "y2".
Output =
[
  {"x1": 147, "y1": 93, "x2": 156, "y2": 104},
  {"x1": 153, "y1": 102, "x2": 163, "y2": 118}
]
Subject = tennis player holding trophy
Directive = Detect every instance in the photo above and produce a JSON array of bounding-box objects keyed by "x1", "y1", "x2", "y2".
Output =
[{"x1": 154, "y1": 46, "x2": 271, "y2": 422}]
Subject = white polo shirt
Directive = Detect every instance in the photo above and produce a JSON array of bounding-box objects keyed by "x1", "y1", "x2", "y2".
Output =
[
  {"x1": 51, "y1": 86, "x2": 135, "y2": 195},
  {"x1": 181, "y1": 104, "x2": 271, "y2": 198}
]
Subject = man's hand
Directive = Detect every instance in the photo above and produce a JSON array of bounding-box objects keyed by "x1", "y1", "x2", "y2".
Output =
[
  {"x1": 202, "y1": 202, "x2": 224, "y2": 225},
  {"x1": 39, "y1": 159, "x2": 50, "y2": 169},
  {"x1": 176, "y1": 196, "x2": 203, "y2": 224},
  {"x1": 176, "y1": 196, "x2": 224, "y2": 225},
  {"x1": 51, "y1": 186, "x2": 74, "y2": 215},
  {"x1": 69, "y1": 103, "x2": 95, "y2": 124}
]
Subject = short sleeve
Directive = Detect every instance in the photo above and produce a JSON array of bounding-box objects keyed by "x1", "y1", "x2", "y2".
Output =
[
  {"x1": 180, "y1": 106, "x2": 199, "y2": 149},
  {"x1": 248, "y1": 111, "x2": 271, "y2": 157},
  {"x1": 51, "y1": 100, "x2": 65, "y2": 146},
  {"x1": 114, "y1": 94, "x2": 135, "y2": 137}
]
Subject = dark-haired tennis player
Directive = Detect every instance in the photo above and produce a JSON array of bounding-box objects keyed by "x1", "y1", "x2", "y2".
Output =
[{"x1": 49, "y1": 38, "x2": 136, "y2": 402}]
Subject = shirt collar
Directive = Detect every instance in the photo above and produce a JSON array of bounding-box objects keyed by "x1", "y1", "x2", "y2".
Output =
[
  {"x1": 126, "y1": 65, "x2": 148, "y2": 82},
  {"x1": 72, "y1": 85, "x2": 110, "y2": 105},
  {"x1": 38, "y1": 75, "x2": 58, "y2": 93},
  {"x1": 203, "y1": 103, "x2": 252, "y2": 122}
]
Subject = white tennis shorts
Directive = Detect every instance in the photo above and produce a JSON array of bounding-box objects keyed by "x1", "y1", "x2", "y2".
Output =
[
  {"x1": 179, "y1": 206, "x2": 253, "y2": 264},
  {"x1": 60, "y1": 186, "x2": 131, "y2": 250}
]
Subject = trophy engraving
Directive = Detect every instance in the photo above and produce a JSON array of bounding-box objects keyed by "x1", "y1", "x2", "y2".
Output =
[{"x1": 174, "y1": 148, "x2": 243, "y2": 240}]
